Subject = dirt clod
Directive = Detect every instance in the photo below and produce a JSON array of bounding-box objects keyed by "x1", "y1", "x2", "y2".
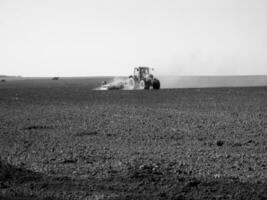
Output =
[{"x1": 216, "y1": 140, "x2": 225, "y2": 146}]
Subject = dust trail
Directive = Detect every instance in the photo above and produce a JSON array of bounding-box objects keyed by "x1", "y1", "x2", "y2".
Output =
[
  {"x1": 158, "y1": 75, "x2": 267, "y2": 88},
  {"x1": 94, "y1": 75, "x2": 267, "y2": 90},
  {"x1": 94, "y1": 77, "x2": 128, "y2": 90}
]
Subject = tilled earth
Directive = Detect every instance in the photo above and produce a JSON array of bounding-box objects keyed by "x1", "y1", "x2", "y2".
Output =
[{"x1": 0, "y1": 81, "x2": 266, "y2": 199}]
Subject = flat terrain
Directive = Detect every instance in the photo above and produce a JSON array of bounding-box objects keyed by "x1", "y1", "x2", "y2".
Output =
[{"x1": 0, "y1": 78, "x2": 266, "y2": 199}]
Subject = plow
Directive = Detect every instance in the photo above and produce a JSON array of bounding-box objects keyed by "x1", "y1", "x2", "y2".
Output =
[{"x1": 99, "y1": 66, "x2": 160, "y2": 90}]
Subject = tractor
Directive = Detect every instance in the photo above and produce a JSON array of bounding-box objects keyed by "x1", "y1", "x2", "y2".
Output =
[{"x1": 128, "y1": 66, "x2": 160, "y2": 90}]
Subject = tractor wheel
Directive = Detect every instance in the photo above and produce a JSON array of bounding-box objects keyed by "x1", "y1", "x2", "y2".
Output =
[
  {"x1": 139, "y1": 80, "x2": 145, "y2": 89},
  {"x1": 145, "y1": 81, "x2": 150, "y2": 89},
  {"x1": 128, "y1": 77, "x2": 136, "y2": 90},
  {"x1": 152, "y1": 79, "x2": 160, "y2": 89},
  {"x1": 140, "y1": 80, "x2": 150, "y2": 89}
]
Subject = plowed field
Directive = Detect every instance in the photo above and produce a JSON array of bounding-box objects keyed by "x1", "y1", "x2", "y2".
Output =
[{"x1": 0, "y1": 79, "x2": 266, "y2": 199}]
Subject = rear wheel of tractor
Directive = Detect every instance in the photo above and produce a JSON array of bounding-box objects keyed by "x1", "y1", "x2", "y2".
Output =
[
  {"x1": 153, "y1": 79, "x2": 160, "y2": 89},
  {"x1": 128, "y1": 77, "x2": 136, "y2": 90}
]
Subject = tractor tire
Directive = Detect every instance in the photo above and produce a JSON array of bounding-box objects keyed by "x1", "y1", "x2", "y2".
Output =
[
  {"x1": 140, "y1": 80, "x2": 150, "y2": 89},
  {"x1": 144, "y1": 81, "x2": 150, "y2": 89},
  {"x1": 152, "y1": 79, "x2": 160, "y2": 89},
  {"x1": 128, "y1": 77, "x2": 136, "y2": 90},
  {"x1": 139, "y1": 80, "x2": 145, "y2": 89}
]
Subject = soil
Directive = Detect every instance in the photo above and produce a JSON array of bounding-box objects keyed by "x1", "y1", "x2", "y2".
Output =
[{"x1": 0, "y1": 79, "x2": 266, "y2": 199}]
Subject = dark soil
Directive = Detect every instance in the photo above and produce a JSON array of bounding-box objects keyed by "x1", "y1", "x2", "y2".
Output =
[{"x1": 0, "y1": 80, "x2": 266, "y2": 199}]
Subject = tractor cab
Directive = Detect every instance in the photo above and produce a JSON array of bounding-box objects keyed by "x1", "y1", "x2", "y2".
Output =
[{"x1": 134, "y1": 67, "x2": 151, "y2": 80}]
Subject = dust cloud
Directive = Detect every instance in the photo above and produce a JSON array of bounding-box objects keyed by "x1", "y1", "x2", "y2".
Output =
[
  {"x1": 158, "y1": 75, "x2": 267, "y2": 88},
  {"x1": 94, "y1": 75, "x2": 267, "y2": 90},
  {"x1": 95, "y1": 77, "x2": 128, "y2": 90}
]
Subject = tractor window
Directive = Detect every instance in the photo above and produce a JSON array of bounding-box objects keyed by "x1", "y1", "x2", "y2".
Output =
[{"x1": 141, "y1": 68, "x2": 149, "y2": 75}]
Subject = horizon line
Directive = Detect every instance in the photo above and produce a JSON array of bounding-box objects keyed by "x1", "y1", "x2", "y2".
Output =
[{"x1": 1, "y1": 74, "x2": 267, "y2": 78}]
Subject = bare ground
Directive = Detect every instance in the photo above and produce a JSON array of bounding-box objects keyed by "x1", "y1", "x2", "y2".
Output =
[{"x1": 0, "y1": 82, "x2": 266, "y2": 199}]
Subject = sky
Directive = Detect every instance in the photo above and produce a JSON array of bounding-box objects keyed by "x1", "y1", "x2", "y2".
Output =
[{"x1": 0, "y1": 0, "x2": 267, "y2": 77}]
